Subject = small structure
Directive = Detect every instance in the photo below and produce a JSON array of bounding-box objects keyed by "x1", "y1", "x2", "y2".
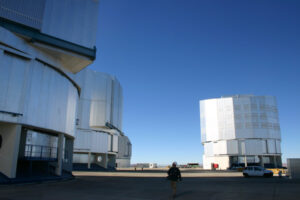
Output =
[
  {"x1": 287, "y1": 159, "x2": 300, "y2": 179},
  {"x1": 149, "y1": 163, "x2": 158, "y2": 168}
]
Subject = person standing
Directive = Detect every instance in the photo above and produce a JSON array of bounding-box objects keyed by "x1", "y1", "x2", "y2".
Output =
[{"x1": 167, "y1": 162, "x2": 182, "y2": 198}]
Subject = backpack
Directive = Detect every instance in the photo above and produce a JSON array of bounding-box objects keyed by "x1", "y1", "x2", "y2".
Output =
[{"x1": 168, "y1": 167, "x2": 179, "y2": 181}]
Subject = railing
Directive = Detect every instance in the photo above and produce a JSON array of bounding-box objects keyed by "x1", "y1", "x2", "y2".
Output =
[{"x1": 23, "y1": 144, "x2": 58, "y2": 161}]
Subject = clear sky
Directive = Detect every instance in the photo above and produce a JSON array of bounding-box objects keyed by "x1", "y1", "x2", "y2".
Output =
[{"x1": 89, "y1": 0, "x2": 300, "y2": 165}]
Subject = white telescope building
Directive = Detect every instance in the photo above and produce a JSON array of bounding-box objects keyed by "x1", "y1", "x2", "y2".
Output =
[
  {"x1": 200, "y1": 95, "x2": 282, "y2": 170},
  {"x1": 72, "y1": 69, "x2": 132, "y2": 169},
  {"x1": 0, "y1": 0, "x2": 99, "y2": 180}
]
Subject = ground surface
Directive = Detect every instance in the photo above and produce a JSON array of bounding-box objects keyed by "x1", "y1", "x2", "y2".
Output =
[{"x1": 0, "y1": 170, "x2": 299, "y2": 200}]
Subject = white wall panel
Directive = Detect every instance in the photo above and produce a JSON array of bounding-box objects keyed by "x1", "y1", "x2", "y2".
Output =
[
  {"x1": 113, "y1": 135, "x2": 118, "y2": 152},
  {"x1": 245, "y1": 140, "x2": 264, "y2": 155},
  {"x1": 116, "y1": 158, "x2": 131, "y2": 168},
  {"x1": 111, "y1": 78, "x2": 123, "y2": 130},
  {"x1": 226, "y1": 140, "x2": 238, "y2": 154},
  {"x1": 41, "y1": 0, "x2": 99, "y2": 48},
  {"x1": 0, "y1": 49, "x2": 78, "y2": 136},
  {"x1": 267, "y1": 139, "x2": 276, "y2": 154},
  {"x1": 201, "y1": 99, "x2": 219, "y2": 142},
  {"x1": 74, "y1": 69, "x2": 123, "y2": 130},
  {"x1": 108, "y1": 135, "x2": 112, "y2": 152},
  {"x1": 0, "y1": 0, "x2": 46, "y2": 30},
  {"x1": 204, "y1": 143, "x2": 214, "y2": 157},
  {"x1": 74, "y1": 130, "x2": 108, "y2": 154},
  {"x1": 276, "y1": 140, "x2": 281, "y2": 154},
  {"x1": 0, "y1": 0, "x2": 99, "y2": 48},
  {"x1": 117, "y1": 136, "x2": 131, "y2": 158}
]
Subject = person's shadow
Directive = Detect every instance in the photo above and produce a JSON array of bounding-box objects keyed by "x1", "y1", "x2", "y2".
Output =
[{"x1": 169, "y1": 190, "x2": 194, "y2": 199}]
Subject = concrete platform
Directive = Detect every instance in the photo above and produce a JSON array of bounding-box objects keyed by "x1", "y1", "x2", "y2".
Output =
[{"x1": 0, "y1": 171, "x2": 299, "y2": 200}]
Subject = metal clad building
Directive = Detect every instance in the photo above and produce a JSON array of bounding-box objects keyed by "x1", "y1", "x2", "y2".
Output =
[
  {"x1": 73, "y1": 69, "x2": 131, "y2": 169},
  {"x1": 0, "y1": 0, "x2": 99, "y2": 179},
  {"x1": 116, "y1": 135, "x2": 132, "y2": 168},
  {"x1": 200, "y1": 95, "x2": 282, "y2": 170}
]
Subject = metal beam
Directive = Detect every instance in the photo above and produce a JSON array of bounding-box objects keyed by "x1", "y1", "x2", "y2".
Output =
[{"x1": 0, "y1": 18, "x2": 96, "y2": 60}]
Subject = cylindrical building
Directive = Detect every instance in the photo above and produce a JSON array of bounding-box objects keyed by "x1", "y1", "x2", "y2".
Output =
[
  {"x1": 0, "y1": 0, "x2": 99, "y2": 179},
  {"x1": 72, "y1": 69, "x2": 131, "y2": 170},
  {"x1": 200, "y1": 95, "x2": 282, "y2": 170}
]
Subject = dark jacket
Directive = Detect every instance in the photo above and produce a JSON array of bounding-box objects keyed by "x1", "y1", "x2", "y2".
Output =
[{"x1": 167, "y1": 167, "x2": 182, "y2": 181}]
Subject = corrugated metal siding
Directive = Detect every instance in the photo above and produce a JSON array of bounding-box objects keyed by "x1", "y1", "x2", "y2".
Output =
[
  {"x1": 41, "y1": 0, "x2": 99, "y2": 48},
  {"x1": 0, "y1": 48, "x2": 78, "y2": 136},
  {"x1": 0, "y1": 0, "x2": 46, "y2": 29}
]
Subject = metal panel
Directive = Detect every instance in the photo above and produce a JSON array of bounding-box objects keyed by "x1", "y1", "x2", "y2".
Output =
[
  {"x1": 113, "y1": 135, "x2": 118, "y2": 152},
  {"x1": 200, "y1": 99, "x2": 219, "y2": 142},
  {"x1": 41, "y1": 0, "x2": 99, "y2": 48},
  {"x1": 74, "y1": 130, "x2": 108, "y2": 154},
  {"x1": 74, "y1": 69, "x2": 123, "y2": 130},
  {"x1": 117, "y1": 136, "x2": 131, "y2": 158},
  {"x1": 91, "y1": 131, "x2": 109, "y2": 153},
  {"x1": 245, "y1": 140, "x2": 264, "y2": 155},
  {"x1": 0, "y1": 0, "x2": 46, "y2": 29},
  {"x1": 111, "y1": 78, "x2": 123, "y2": 130},
  {"x1": 74, "y1": 69, "x2": 113, "y2": 129},
  {"x1": 204, "y1": 143, "x2": 214, "y2": 157},
  {"x1": 275, "y1": 140, "x2": 281, "y2": 153},
  {"x1": 226, "y1": 140, "x2": 238, "y2": 154},
  {"x1": 0, "y1": 48, "x2": 78, "y2": 136},
  {"x1": 267, "y1": 139, "x2": 276, "y2": 154},
  {"x1": 213, "y1": 141, "x2": 227, "y2": 155},
  {"x1": 107, "y1": 135, "x2": 112, "y2": 152}
]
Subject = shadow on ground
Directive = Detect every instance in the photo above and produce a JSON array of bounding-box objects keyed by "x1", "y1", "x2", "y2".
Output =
[{"x1": 0, "y1": 176, "x2": 299, "y2": 200}]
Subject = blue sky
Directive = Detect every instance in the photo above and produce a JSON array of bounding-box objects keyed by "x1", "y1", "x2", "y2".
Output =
[{"x1": 89, "y1": 0, "x2": 300, "y2": 165}]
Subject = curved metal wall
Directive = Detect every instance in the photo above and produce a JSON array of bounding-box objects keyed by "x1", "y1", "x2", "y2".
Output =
[
  {"x1": 74, "y1": 130, "x2": 108, "y2": 153},
  {"x1": 0, "y1": 44, "x2": 78, "y2": 137},
  {"x1": 74, "y1": 69, "x2": 123, "y2": 130},
  {"x1": 0, "y1": 0, "x2": 99, "y2": 48}
]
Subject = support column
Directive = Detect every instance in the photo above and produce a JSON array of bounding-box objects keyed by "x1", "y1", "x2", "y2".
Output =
[
  {"x1": 0, "y1": 123, "x2": 22, "y2": 178},
  {"x1": 88, "y1": 152, "x2": 91, "y2": 169},
  {"x1": 274, "y1": 155, "x2": 278, "y2": 168},
  {"x1": 244, "y1": 155, "x2": 248, "y2": 167},
  {"x1": 104, "y1": 154, "x2": 108, "y2": 168},
  {"x1": 260, "y1": 156, "x2": 264, "y2": 167},
  {"x1": 55, "y1": 133, "x2": 64, "y2": 176},
  {"x1": 63, "y1": 137, "x2": 74, "y2": 172}
]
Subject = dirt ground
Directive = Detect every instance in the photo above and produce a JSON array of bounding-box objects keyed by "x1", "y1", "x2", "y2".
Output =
[{"x1": 0, "y1": 171, "x2": 299, "y2": 200}]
